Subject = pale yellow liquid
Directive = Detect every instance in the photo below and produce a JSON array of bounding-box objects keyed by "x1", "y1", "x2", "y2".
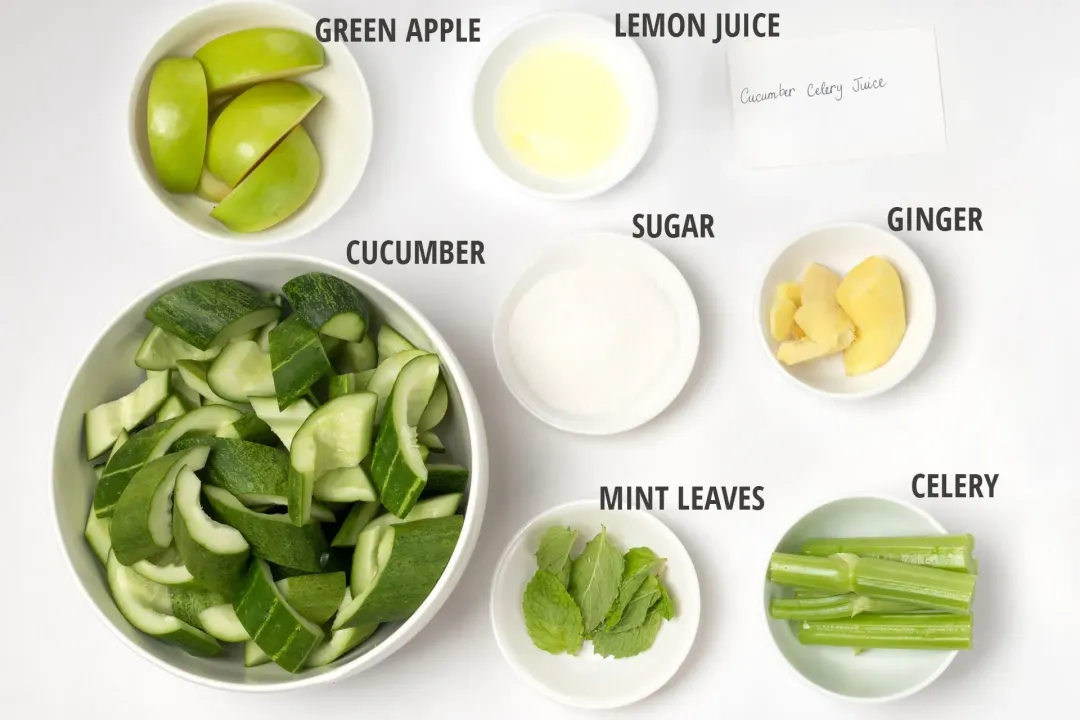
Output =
[{"x1": 495, "y1": 44, "x2": 629, "y2": 179}]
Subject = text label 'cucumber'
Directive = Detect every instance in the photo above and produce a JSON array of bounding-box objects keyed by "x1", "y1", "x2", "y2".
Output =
[
  {"x1": 888, "y1": 207, "x2": 983, "y2": 232},
  {"x1": 632, "y1": 214, "x2": 714, "y2": 239},
  {"x1": 601, "y1": 485, "x2": 765, "y2": 511},
  {"x1": 346, "y1": 240, "x2": 485, "y2": 266},
  {"x1": 615, "y1": 13, "x2": 779, "y2": 43},
  {"x1": 912, "y1": 473, "x2": 998, "y2": 499},
  {"x1": 316, "y1": 18, "x2": 480, "y2": 43}
]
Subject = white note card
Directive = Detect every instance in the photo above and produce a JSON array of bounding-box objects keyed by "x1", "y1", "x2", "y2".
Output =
[{"x1": 727, "y1": 26, "x2": 946, "y2": 168}]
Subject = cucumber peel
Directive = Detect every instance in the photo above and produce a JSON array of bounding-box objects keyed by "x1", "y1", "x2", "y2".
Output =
[
  {"x1": 207, "y1": 340, "x2": 275, "y2": 402},
  {"x1": 234, "y1": 560, "x2": 324, "y2": 673},
  {"x1": 306, "y1": 590, "x2": 378, "y2": 667},
  {"x1": 206, "y1": 439, "x2": 292, "y2": 497},
  {"x1": 282, "y1": 272, "x2": 371, "y2": 342},
  {"x1": 276, "y1": 571, "x2": 346, "y2": 624},
  {"x1": 146, "y1": 280, "x2": 280, "y2": 350},
  {"x1": 331, "y1": 502, "x2": 380, "y2": 547},
  {"x1": 174, "y1": 467, "x2": 250, "y2": 598},
  {"x1": 269, "y1": 315, "x2": 332, "y2": 410},
  {"x1": 175, "y1": 360, "x2": 248, "y2": 410}
]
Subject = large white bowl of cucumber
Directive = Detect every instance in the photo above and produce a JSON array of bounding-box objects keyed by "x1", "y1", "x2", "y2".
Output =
[{"x1": 51, "y1": 254, "x2": 487, "y2": 690}]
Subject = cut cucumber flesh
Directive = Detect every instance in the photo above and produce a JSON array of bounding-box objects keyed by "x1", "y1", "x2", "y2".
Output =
[
  {"x1": 417, "y1": 379, "x2": 448, "y2": 433},
  {"x1": 310, "y1": 503, "x2": 337, "y2": 523},
  {"x1": 336, "y1": 336, "x2": 376, "y2": 374},
  {"x1": 110, "y1": 446, "x2": 210, "y2": 565},
  {"x1": 331, "y1": 502, "x2": 380, "y2": 547},
  {"x1": 366, "y1": 493, "x2": 462, "y2": 533},
  {"x1": 250, "y1": 396, "x2": 315, "y2": 449},
  {"x1": 135, "y1": 326, "x2": 221, "y2": 371},
  {"x1": 306, "y1": 589, "x2": 378, "y2": 667},
  {"x1": 328, "y1": 370, "x2": 374, "y2": 399},
  {"x1": 289, "y1": 393, "x2": 377, "y2": 524},
  {"x1": 367, "y1": 349, "x2": 428, "y2": 424},
  {"x1": 175, "y1": 360, "x2": 248, "y2": 410},
  {"x1": 156, "y1": 395, "x2": 189, "y2": 423},
  {"x1": 84, "y1": 370, "x2": 171, "y2": 459},
  {"x1": 207, "y1": 340, "x2": 275, "y2": 402},
  {"x1": 237, "y1": 493, "x2": 288, "y2": 509},
  {"x1": 370, "y1": 354, "x2": 440, "y2": 518},
  {"x1": 146, "y1": 280, "x2": 281, "y2": 351},
  {"x1": 276, "y1": 571, "x2": 346, "y2": 624},
  {"x1": 170, "y1": 369, "x2": 203, "y2": 409},
  {"x1": 169, "y1": 585, "x2": 227, "y2": 626},
  {"x1": 106, "y1": 552, "x2": 221, "y2": 657},
  {"x1": 203, "y1": 485, "x2": 329, "y2": 572},
  {"x1": 423, "y1": 465, "x2": 469, "y2": 497},
  {"x1": 206, "y1": 439, "x2": 292, "y2": 497},
  {"x1": 85, "y1": 507, "x2": 112, "y2": 565},
  {"x1": 95, "y1": 405, "x2": 242, "y2": 517},
  {"x1": 132, "y1": 555, "x2": 197, "y2": 587},
  {"x1": 109, "y1": 428, "x2": 130, "y2": 461},
  {"x1": 313, "y1": 466, "x2": 377, "y2": 503},
  {"x1": 174, "y1": 467, "x2": 250, "y2": 598},
  {"x1": 282, "y1": 272, "x2": 371, "y2": 342},
  {"x1": 269, "y1": 315, "x2": 332, "y2": 410},
  {"x1": 335, "y1": 515, "x2": 463, "y2": 628},
  {"x1": 234, "y1": 559, "x2": 324, "y2": 673},
  {"x1": 215, "y1": 413, "x2": 276, "y2": 445},
  {"x1": 199, "y1": 603, "x2": 250, "y2": 642},
  {"x1": 418, "y1": 431, "x2": 444, "y2": 453},
  {"x1": 377, "y1": 325, "x2": 415, "y2": 361},
  {"x1": 245, "y1": 640, "x2": 271, "y2": 667}
]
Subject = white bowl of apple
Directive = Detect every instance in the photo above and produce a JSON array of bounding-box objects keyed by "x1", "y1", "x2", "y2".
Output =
[{"x1": 129, "y1": 0, "x2": 373, "y2": 244}]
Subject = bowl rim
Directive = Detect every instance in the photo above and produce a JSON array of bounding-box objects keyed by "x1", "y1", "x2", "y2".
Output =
[
  {"x1": 469, "y1": 10, "x2": 659, "y2": 201},
  {"x1": 761, "y1": 494, "x2": 957, "y2": 703},
  {"x1": 127, "y1": 0, "x2": 373, "y2": 245},
  {"x1": 755, "y1": 221, "x2": 938, "y2": 400},
  {"x1": 49, "y1": 253, "x2": 489, "y2": 691}
]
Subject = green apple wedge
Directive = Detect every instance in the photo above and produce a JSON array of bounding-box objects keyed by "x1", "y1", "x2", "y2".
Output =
[
  {"x1": 195, "y1": 28, "x2": 325, "y2": 96},
  {"x1": 146, "y1": 58, "x2": 208, "y2": 193},
  {"x1": 211, "y1": 126, "x2": 320, "y2": 233},
  {"x1": 207, "y1": 81, "x2": 323, "y2": 187},
  {"x1": 196, "y1": 167, "x2": 232, "y2": 203}
]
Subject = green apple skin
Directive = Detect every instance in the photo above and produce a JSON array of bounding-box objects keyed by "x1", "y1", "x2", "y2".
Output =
[
  {"x1": 196, "y1": 167, "x2": 232, "y2": 203},
  {"x1": 206, "y1": 81, "x2": 322, "y2": 187},
  {"x1": 147, "y1": 58, "x2": 208, "y2": 193},
  {"x1": 194, "y1": 28, "x2": 325, "y2": 95},
  {"x1": 211, "y1": 126, "x2": 320, "y2": 233}
]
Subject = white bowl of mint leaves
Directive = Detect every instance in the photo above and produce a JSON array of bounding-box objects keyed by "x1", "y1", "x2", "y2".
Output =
[
  {"x1": 51, "y1": 254, "x2": 487, "y2": 691},
  {"x1": 490, "y1": 500, "x2": 701, "y2": 709}
]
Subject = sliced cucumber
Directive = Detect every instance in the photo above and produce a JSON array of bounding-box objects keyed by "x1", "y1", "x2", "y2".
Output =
[
  {"x1": 170, "y1": 369, "x2": 202, "y2": 409},
  {"x1": 110, "y1": 446, "x2": 210, "y2": 565},
  {"x1": 377, "y1": 325, "x2": 416, "y2": 361},
  {"x1": 249, "y1": 396, "x2": 315, "y2": 449},
  {"x1": 84, "y1": 370, "x2": 171, "y2": 459},
  {"x1": 156, "y1": 395, "x2": 189, "y2": 423},
  {"x1": 282, "y1": 272, "x2": 371, "y2": 342},
  {"x1": 269, "y1": 315, "x2": 332, "y2": 410},
  {"x1": 85, "y1": 506, "x2": 112, "y2": 565},
  {"x1": 370, "y1": 354, "x2": 440, "y2": 518},
  {"x1": 146, "y1": 280, "x2": 280, "y2": 351},
  {"x1": 206, "y1": 439, "x2": 291, "y2": 497},
  {"x1": 132, "y1": 552, "x2": 198, "y2": 587},
  {"x1": 276, "y1": 572, "x2": 346, "y2": 624},
  {"x1": 418, "y1": 431, "x2": 445, "y2": 453},
  {"x1": 366, "y1": 493, "x2": 462, "y2": 534},
  {"x1": 367, "y1": 349, "x2": 427, "y2": 424},
  {"x1": 174, "y1": 467, "x2": 250, "y2": 598},
  {"x1": 203, "y1": 485, "x2": 329, "y2": 572},
  {"x1": 175, "y1": 360, "x2": 248, "y2": 410},
  {"x1": 321, "y1": 335, "x2": 345, "y2": 361},
  {"x1": 289, "y1": 392, "x2": 377, "y2": 525},
  {"x1": 236, "y1": 493, "x2": 288, "y2": 509},
  {"x1": 206, "y1": 340, "x2": 275, "y2": 402},
  {"x1": 95, "y1": 405, "x2": 243, "y2": 517},
  {"x1": 215, "y1": 413, "x2": 276, "y2": 445},
  {"x1": 310, "y1": 503, "x2": 337, "y2": 523},
  {"x1": 328, "y1": 370, "x2": 374, "y2": 399},
  {"x1": 423, "y1": 465, "x2": 469, "y2": 497},
  {"x1": 234, "y1": 559, "x2": 324, "y2": 673},
  {"x1": 245, "y1": 640, "x2": 270, "y2": 667},
  {"x1": 306, "y1": 590, "x2": 378, "y2": 667},
  {"x1": 336, "y1": 336, "x2": 377, "y2": 374},
  {"x1": 313, "y1": 466, "x2": 377, "y2": 503},
  {"x1": 169, "y1": 585, "x2": 227, "y2": 627},
  {"x1": 334, "y1": 515, "x2": 463, "y2": 629},
  {"x1": 109, "y1": 428, "x2": 130, "y2": 460},
  {"x1": 199, "y1": 603, "x2": 250, "y2": 642},
  {"x1": 135, "y1": 326, "x2": 222, "y2": 370},
  {"x1": 331, "y1": 502, "x2": 380, "y2": 547},
  {"x1": 107, "y1": 552, "x2": 221, "y2": 657},
  {"x1": 418, "y1": 379, "x2": 448, "y2": 432}
]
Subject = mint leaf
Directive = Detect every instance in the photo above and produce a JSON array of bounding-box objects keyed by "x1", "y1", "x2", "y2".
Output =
[
  {"x1": 605, "y1": 547, "x2": 664, "y2": 629},
  {"x1": 592, "y1": 608, "x2": 664, "y2": 659},
  {"x1": 655, "y1": 578, "x2": 675, "y2": 620},
  {"x1": 535, "y1": 526, "x2": 577, "y2": 588},
  {"x1": 569, "y1": 527, "x2": 624, "y2": 633},
  {"x1": 611, "y1": 574, "x2": 660, "y2": 632},
  {"x1": 522, "y1": 570, "x2": 584, "y2": 655}
]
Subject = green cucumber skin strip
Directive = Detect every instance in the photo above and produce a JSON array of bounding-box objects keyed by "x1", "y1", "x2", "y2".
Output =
[
  {"x1": 169, "y1": 586, "x2": 229, "y2": 627},
  {"x1": 796, "y1": 614, "x2": 973, "y2": 650},
  {"x1": 173, "y1": 503, "x2": 249, "y2": 599},
  {"x1": 769, "y1": 594, "x2": 928, "y2": 621},
  {"x1": 234, "y1": 560, "x2": 324, "y2": 673},
  {"x1": 338, "y1": 515, "x2": 463, "y2": 628},
  {"x1": 217, "y1": 413, "x2": 277, "y2": 445},
  {"x1": 422, "y1": 465, "x2": 468, "y2": 497},
  {"x1": 204, "y1": 486, "x2": 329, "y2": 572},
  {"x1": 276, "y1": 572, "x2": 346, "y2": 624},
  {"x1": 768, "y1": 552, "x2": 976, "y2": 614},
  {"x1": 270, "y1": 315, "x2": 332, "y2": 410},
  {"x1": 207, "y1": 439, "x2": 292, "y2": 496},
  {"x1": 800, "y1": 535, "x2": 976, "y2": 573},
  {"x1": 331, "y1": 502, "x2": 380, "y2": 547},
  {"x1": 146, "y1": 280, "x2": 279, "y2": 350},
  {"x1": 282, "y1": 272, "x2": 370, "y2": 342}
]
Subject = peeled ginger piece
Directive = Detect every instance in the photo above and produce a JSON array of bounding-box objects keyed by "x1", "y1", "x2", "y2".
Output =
[
  {"x1": 836, "y1": 256, "x2": 907, "y2": 376},
  {"x1": 801, "y1": 263, "x2": 840, "y2": 304},
  {"x1": 793, "y1": 264, "x2": 854, "y2": 351},
  {"x1": 777, "y1": 338, "x2": 839, "y2": 366},
  {"x1": 769, "y1": 282, "x2": 803, "y2": 341}
]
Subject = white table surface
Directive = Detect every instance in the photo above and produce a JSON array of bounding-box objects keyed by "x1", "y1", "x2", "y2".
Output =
[{"x1": 2, "y1": 0, "x2": 1077, "y2": 716}]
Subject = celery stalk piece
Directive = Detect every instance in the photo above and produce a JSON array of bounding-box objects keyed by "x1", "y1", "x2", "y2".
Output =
[
  {"x1": 769, "y1": 594, "x2": 925, "y2": 621},
  {"x1": 799, "y1": 535, "x2": 976, "y2": 573},
  {"x1": 768, "y1": 552, "x2": 976, "y2": 613},
  {"x1": 796, "y1": 614, "x2": 973, "y2": 650}
]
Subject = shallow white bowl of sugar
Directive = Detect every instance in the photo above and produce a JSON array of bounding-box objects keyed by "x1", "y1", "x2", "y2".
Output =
[
  {"x1": 491, "y1": 499, "x2": 701, "y2": 709},
  {"x1": 757, "y1": 223, "x2": 936, "y2": 399},
  {"x1": 493, "y1": 233, "x2": 699, "y2": 435},
  {"x1": 472, "y1": 12, "x2": 658, "y2": 200},
  {"x1": 763, "y1": 496, "x2": 957, "y2": 702}
]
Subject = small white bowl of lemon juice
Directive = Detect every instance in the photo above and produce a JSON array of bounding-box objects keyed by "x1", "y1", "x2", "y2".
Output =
[{"x1": 472, "y1": 12, "x2": 658, "y2": 200}]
